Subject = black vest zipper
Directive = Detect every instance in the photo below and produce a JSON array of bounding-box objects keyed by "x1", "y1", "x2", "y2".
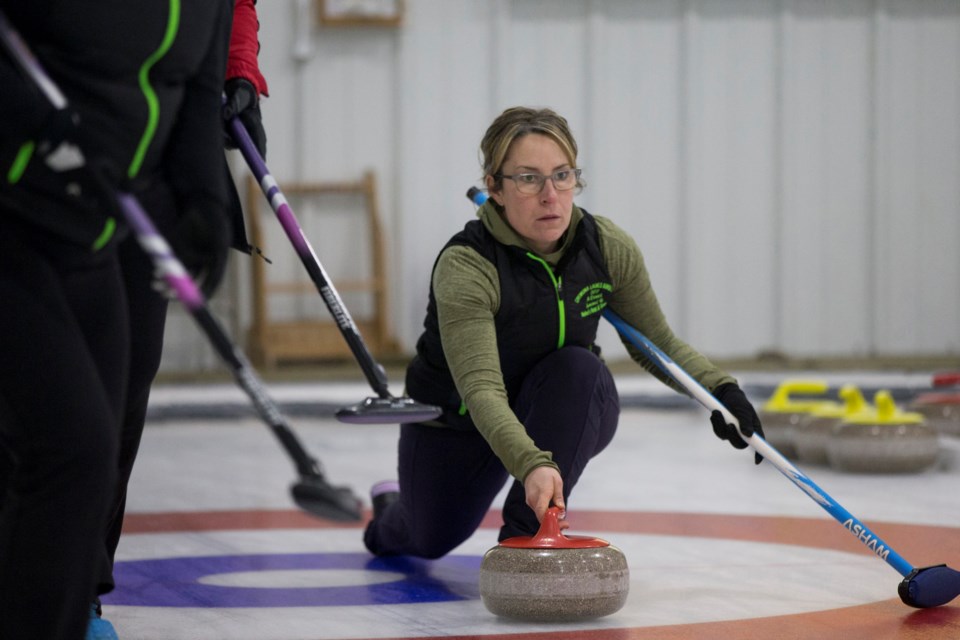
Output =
[{"x1": 525, "y1": 252, "x2": 565, "y2": 349}]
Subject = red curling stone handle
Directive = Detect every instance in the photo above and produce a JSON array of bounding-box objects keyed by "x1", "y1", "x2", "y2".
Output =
[{"x1": 498, "y1": 506, "x2": 610, "y2": 549}]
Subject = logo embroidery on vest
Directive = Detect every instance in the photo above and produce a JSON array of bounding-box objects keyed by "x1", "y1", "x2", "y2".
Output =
[{"x1": 574, "y1": 282, "x2": 612, "y2": 317}]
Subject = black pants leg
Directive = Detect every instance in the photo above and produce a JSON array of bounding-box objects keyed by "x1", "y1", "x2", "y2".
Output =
[
  {"x1": 364, "y1": 346, "x2": 619, "y2": 558},
  {"x1": 95, "y1": 229, "x2": 170, "y2": 597},
  {"x1": 0, "y1": 220, "x2": 127, "y2": 640},
  {"x1": 499, "y1": 346, "x2": 619, "y2": 540},
  {"x1": 363, "y1": 423, "x2": 509, "y2": 558}
]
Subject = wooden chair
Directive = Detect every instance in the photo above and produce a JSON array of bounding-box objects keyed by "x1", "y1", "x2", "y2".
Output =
[{"x1": 244, "y1": 170, "x2": 399, "y2": 367}]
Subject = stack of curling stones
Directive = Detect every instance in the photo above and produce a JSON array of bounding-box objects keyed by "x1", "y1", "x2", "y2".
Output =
[
  {"x1": 907, "y1": 372, "x2": 960, "y2": 438},
  {"x1": 479, "y1": 507, "x2": 629, "y2": 621},
  {"x1": 758, "y1": 379, "x2": 837, "y2": 460},
  {"x1": 760, "y1": 379, "x2": 943, "y2": 473},
  {"x1": 827, "y1": 390, "x2": 940, "y2": 473}
]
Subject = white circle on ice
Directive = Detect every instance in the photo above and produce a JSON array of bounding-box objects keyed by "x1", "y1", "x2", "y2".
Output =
[{"x1": 198, "y1": 569, "x2": 406, "y2": 588}]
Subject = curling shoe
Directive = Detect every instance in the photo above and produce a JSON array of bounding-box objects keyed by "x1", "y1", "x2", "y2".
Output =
[
  {"x1": 370, "y1": 480, "x2": 400, "y2": 519},
  {"x1": 86, "y1": 603, "x2": 119, "y2": 640}
]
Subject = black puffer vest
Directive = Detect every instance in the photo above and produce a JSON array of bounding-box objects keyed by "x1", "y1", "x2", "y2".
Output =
[{"x1": 406, "y1": 209, "x2": 612, "y2": 428}]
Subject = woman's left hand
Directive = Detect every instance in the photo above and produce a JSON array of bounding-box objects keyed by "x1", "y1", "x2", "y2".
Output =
[
  {"x1": 710, "y1": 382, "x2": 766, "y2": 465},
  {"x1": 523, "y1": 465, "x2": 569, "y2": 530}
]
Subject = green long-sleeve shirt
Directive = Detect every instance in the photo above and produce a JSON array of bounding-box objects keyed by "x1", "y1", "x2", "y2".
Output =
[{"x1": 431, "y1": 202, "x2": 736, "y2": 482}]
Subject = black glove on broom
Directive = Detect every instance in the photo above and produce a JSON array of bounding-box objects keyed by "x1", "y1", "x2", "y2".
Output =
[
  {"x1": 222, "y1": 77, "x2": 266, "y2": 158},
  {"x1": 168, "y1": 196, "x2": 231, "y2": 299},
  {"x1": 710, "y1": 382, "x2": 765, "y2": 465}
]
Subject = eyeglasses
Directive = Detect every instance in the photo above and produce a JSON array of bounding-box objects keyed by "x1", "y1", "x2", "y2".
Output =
[{"x1": 496, "y1": 168, "x2": 582, "y2": 195}]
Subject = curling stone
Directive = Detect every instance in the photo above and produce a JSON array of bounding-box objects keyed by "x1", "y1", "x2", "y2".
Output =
[
  {"x1": 827, "y1": 390, "x2": 940, "y2": 473},
  {"x1": 758, "y1": 379, "x2": 836, "y2": 459},
  {"x1": 793, "y1": 384, "x2": 868, "y2": 465},
  {"x1": 479, "y1": 507, "x2": 629, "y2": 621},
  {"x1": 907, "y1": 372, "x2": 960, "y2": 438},
  {"x1": 908, "y1": 392, "x2": 960, "y2": 437}
]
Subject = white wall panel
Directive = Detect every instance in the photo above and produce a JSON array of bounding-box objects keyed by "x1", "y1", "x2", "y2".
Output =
[
  {"x1": 682, "y1": 0, "x2": 780, "y2": 356},
  {"x1": 779, "y1": 1, "x2": 874, "y2": 356},
  {"x1": 396, "y1": 0, "x2": 495, "y2": 346},
  {"x1": 158, "y1": 0, "x2": 960, "y2": 374},
  {"x1": 873, "y1": 1, "x2": 960, "y2": 354},
  {"x1": 495, "y1": 0, "x2": 590, "y2": 119},
  {"x1": 584, "y1": 1, "x2": 687, "y2": 357}
]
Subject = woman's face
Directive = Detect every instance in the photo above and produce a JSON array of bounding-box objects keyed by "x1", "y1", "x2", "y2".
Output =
[{"x1": 486, "y1": 133, "x2": 575, "y2": 255}]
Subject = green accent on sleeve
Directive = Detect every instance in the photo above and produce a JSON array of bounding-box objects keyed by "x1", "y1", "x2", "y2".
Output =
[
  {"x1": 526, "y1": 252, "x2": 565, "y2": 348},
  {"x1": 458, "y1": 401, "x2": 468, "y2": 416},
  {"x1": 128, "y1": 0, "x2": 181, "y2": 179},
  {"x1": 91, "y1": 217, "x2": 117, "y2": 252},
  {"x1": 7, "y1": 141, "x2": 35, "y2": 184}
]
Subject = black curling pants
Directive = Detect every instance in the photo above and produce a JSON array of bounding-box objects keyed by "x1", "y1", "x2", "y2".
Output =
[
  {"x1": 364, "y1": 345, "x2": 620, "y2": 559},
  {"x1": 0, "y1": 217, "x2": 127, "y2": 640}
]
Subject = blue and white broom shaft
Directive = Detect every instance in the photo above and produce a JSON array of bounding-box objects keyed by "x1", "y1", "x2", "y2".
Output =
[{"x1": 601, "y1": 308, "x2": 915, "y2": 578}]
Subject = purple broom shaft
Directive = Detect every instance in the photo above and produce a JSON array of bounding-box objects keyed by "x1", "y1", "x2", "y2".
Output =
[
  {"x1": 116, "y1": 192, "x2": 204, "y2": 310},
  {"x1": 227, "y1": 118, "x2": 310, "y2": 256}
]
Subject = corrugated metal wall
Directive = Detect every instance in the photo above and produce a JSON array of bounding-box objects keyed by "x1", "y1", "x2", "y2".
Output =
[{"x1": 159, "y1": 0, "x2": 960, "y2": 374}]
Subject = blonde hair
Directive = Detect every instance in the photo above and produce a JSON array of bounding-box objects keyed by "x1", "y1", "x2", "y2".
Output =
[{"x1": 480, "y1": 107, "x2": 582, "y2": 196}]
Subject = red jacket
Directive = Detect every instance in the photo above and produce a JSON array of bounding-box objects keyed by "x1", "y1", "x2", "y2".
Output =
[{"x1": 227, "y1": 0, "x2": 268, "y2": 95}]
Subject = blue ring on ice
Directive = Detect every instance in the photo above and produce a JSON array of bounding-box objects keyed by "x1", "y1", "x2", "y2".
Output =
[{"x1": 103, "y1": 552, "x2": 481, "y2": 608}]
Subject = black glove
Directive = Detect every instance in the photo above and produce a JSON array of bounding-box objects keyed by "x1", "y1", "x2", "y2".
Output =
[
  {"x1": 30, "y1": 111, "x2": 127, "y2": 236},
  {"x1": 710, "y1": 382, "x2": 765, "y2": 465},
  {"x1": 168, "y1": 197, "x2": 231, "y2": 299},
  {"x1": 2, "y1": 52, "x2": 82, "y2": 172},
  {"x1": 32, "y1": 107, "x2": 86, "y2": 169},
  {"x1": 222, "y1": 77, "x2": 266, "y2": 158}
]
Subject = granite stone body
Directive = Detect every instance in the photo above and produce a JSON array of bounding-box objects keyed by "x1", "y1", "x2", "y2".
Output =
[
  {"x1": 908, "y1": 393, "x2": 960, "y2": 438},
  {"x1": 479, "y1": 507, "x2": 629, "y2": 621},
  {"x1": 827, "y1": 422, "x2": 940, "y2": 473},
  {"x1": 756, "y1": 410, "x2": 805, "y2": 460},
  {"x1": 758, "y1": 379, "x2": 836, "y2": 460},
  {"x1": 827, "y1": 391, "x2": 939, "y2": 473},
  {"x1": 793, "y1": 385, "x2": 867, "y2": 466},
  {"x1": 793, "y1": 414, "x2": 841, "y2": 465}
]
